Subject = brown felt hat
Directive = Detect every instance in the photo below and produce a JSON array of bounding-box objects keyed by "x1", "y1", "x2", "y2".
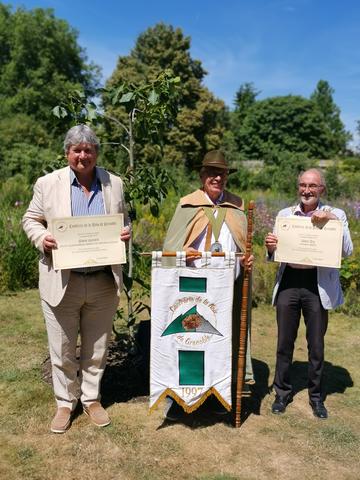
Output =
[{"x1": 198, "y1": 150, "x2": 237, "y2": 173}]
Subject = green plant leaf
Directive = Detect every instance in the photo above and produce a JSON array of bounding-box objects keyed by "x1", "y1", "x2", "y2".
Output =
[
  {"x1": 148, "y1": 90, "x2": 159, "y2": 105},
  {"x1": 52, "y1": 106, "x2": 68, "y2": 118},
  {"x1": 120, "y1": 92, "x2": 134, "y2": 103}
]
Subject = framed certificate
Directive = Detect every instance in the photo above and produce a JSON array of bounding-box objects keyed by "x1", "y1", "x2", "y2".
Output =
[
  {"x1": 274, "y1": 216, "x2": 343, "y2": 268},
  {"x1": 50, "y1": 214, "x2": 126, "y2": 270}
]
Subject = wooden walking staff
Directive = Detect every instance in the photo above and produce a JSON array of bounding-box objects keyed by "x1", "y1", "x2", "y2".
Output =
[{"x1": 235, "y1": 200, "x2": 255, "y2": 428}]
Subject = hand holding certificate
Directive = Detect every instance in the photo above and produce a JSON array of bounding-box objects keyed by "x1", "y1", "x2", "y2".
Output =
[
  {"x1": 50, "y1": 214, "x2": 126, "y2": 270},
  {"x1": 274, "y1": 216, "x2": 343, "y2": 268}
]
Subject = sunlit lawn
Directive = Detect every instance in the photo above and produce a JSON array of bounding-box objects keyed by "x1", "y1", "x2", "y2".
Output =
[{"x1": 0, "y1": 289, "x2": 359, "y2": 480}]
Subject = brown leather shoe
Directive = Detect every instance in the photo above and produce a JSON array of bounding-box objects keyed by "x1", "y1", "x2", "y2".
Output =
[
  {"x1": 83, "y1": 402, "x2": 111, "y2": 427},
  {"x1": 50, "y1": 407, "x2": 72, "y2": 433}
]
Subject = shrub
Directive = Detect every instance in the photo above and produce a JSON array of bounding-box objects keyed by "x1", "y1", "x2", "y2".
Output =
[
  {"x1": 252, "y1": 244, "x2": 278, "y2": 305},
  {"x1": 0, "y1": 174, "x2": 33, "y2": 208},
  {"x1": 0, "y1": 205, "x2": 38, "y2": 292},
  {"x1": 0, "y1": 143, "x2": 60, "y2": 184},
  {"x1": 251, "y1": 151, "x2": 311, "y2": 194},
  {"x1": 252, "y1": 195, "x2": 291, "y2": 245}
]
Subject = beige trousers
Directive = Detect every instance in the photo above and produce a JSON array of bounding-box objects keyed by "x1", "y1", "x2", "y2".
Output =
[{"x1": 41, "y1": 271, "x2": 119, "y2": 410}]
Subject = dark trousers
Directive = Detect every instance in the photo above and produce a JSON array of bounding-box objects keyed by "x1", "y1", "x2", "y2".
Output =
[{"x1": 273, "y1": 266, "x2": 328, "y2": 402}]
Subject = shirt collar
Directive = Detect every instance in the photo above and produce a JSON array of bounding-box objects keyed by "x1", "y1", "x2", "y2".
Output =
[
  {"x1": 204, "y1": 191, "x2": 224, "y2": 205},
  {"x1": 294, "y1": 201, "x2": 321, "y2": 216},
  {"x1": 70, "y1": 167, "x2": 100, "y2": 188}
]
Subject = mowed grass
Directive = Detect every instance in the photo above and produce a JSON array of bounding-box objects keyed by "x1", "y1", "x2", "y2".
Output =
[{"x1": 0, "y1": 289, "x2": 359, "y2": 480}]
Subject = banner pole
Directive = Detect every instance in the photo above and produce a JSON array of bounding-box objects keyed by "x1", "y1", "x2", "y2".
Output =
[{"x1": 235, "y1": 200, "x2": 255, "y2": 428}]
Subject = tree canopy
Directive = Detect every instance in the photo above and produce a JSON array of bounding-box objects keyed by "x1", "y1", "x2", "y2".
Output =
[
  {"x1": 233, "y1": 82, "x2": 260, "y2": 124},
  {"x1": 310, "y1": 79, "x2": 351, "y2": 155},
  {"x1": 0, "y1": 4, "x2": 100, "y2": 180},
  {"x1": 0, "y1": 5, "x2": 355, "y2": 186},
  {"x1": 103, "y1": 23, "x2": 226, "y2": 169},
  {"x1": 232, "y1": 94, "x2": 344, "y2": 159},
  {"x1": 0, "y1": 4, "x2": 99, "y2": 140}
]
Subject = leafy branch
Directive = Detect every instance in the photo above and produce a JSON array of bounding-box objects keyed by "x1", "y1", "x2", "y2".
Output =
[{"x1": 52, "y1": 69, "x2": 180, "y2": 337}]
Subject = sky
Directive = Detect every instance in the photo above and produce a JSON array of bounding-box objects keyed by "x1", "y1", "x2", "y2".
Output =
[{"x1": 9, "y1": 0, "x2": 360, "y2": 147}]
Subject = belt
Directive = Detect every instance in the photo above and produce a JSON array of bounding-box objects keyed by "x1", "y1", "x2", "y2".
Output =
[{"x1": 71, "y1": 269, "x2": 106, "y2": 276}]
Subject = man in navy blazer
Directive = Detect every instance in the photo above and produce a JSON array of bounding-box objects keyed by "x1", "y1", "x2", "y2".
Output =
[{"x1": 265, "y1": 168, "x2": 353, "y2": 419}]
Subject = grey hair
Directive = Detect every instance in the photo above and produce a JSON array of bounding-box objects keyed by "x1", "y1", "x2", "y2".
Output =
[
  {"x1": 63, "y1": 125, "x2": 100, "y2": 154},
  {"x1": 298, "y1": 168, "x2": 326, "y2": 189}
]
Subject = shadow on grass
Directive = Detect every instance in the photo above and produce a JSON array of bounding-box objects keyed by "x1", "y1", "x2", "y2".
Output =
[
  {"x1": 101, "y1": 324, "x2": 273, "y2": 428},
  {"x1": 289, "y1": 360, "x2": 354, "y2": 399},
  {"x1": 101, "y1": 323, "x2": 151, "y2": 407},
  {"x1": 99, "y1": 349, "x2": 353, "y2": 424},
  {"x1": 156, "y1": 357, "x2": 270, "y2": 429},
  {"x1": 99, "y1": 319, "x2": 272, "y2": 428},
  {"x1": 240, "y1": 357, "x2": 271, "y2": 418},
  {"x1": 43, "y1": 318, "x2": 353, "y2": 428}
]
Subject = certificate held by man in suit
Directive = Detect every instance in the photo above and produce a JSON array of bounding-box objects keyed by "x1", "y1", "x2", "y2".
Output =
[
  {"x1": 50, "y1": 213, "x2": 126, "y2": 270},
  {"x1": 274, "y1": 216, "x2": 343, "y2": 268}
]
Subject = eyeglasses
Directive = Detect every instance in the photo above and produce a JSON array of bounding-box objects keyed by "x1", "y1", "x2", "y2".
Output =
[
  {"x1": 204, "y1": 169, "x2": 228, "y2": 178},
  {"x1": 298, "y1": 183, "x2": 323, "y2": 191}
]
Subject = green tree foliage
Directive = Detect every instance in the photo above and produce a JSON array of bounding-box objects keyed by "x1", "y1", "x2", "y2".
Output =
[
  {"x1": 356, "y1": 120, "x2": 360, "y2": 153},
  {"x1": 0, "y1": 113, "x2": 58, "y2": 182},
  {"x1": 310, "y1": 80, "x2": 351, "y2": 155},
  {"x1": 234, "y1": 95, "x2": 333, "y2": 159},
  {"x1": 225, "y1": 82, "x2": 260, "y2": 166},
  {"x1": 233, "y1": 82, "x2": 260, "y2": 125},
  {"x1": 0, "y1": 4, "x2": 99, "y2": 148},
  {"x1": 251, "y1": 151, "x2": 311, "y2": 193},
  {"x1": 103, "y1": 23, "x2": 226, "y2": 169},
  {"x1": 53, "y1": 73, "x2": 180, "y2": 331},
  {"x1": 0, "y1": 176, "x2": 38, "y2": 292}
]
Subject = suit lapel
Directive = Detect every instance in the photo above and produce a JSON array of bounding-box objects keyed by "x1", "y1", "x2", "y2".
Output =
[
  {"x1": 55, "y1": 167, "x2": 72, "y2": 217},
  {"x1": 54, "y1": 166, "x2": 112, "y2": 217},
  {"x1": 97, "y1": 167, "x2": 111, "y2": 214}
]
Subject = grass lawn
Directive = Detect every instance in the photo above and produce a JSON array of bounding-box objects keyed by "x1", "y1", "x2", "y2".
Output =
[{"x1": 0, "y1": 289, "x2": 359, "y2": 480}]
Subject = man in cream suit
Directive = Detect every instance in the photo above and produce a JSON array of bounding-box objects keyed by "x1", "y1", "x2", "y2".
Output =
[
  {"x1": 23, "y1": 125, "x2": 130, "y2": 433},
  {"x1": 265, "y1": 168, "x2": 353, "y2": 419}
]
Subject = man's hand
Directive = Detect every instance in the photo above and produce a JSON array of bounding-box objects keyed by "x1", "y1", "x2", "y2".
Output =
[
  {"x1": 311, "y1": 210, "x2": 337, "y2": 227},
  {"x1": 43, "y1": 234, "x2": 57, "y2": 253},
  {"x1": 185, "y1": 247, "x2": 201, "y2": 266},
  {"x1": 265, "y1": 232, "x2": 278, "y2": 254},
  {"x1": 240, "y1": 254, "x2": 254, "y2": 272},
  {"x1": 120, "y1": 225, "x2": 131, "y2": 242},
  {"x1": 185, "y1": 247, "x2": 201, "y2": 259}
]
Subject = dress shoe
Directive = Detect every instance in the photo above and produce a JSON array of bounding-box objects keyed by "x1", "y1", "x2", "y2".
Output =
[
  {"x1": 83, "y1": 402, "x2": 111, "y2": 427},
  {"x1": 50, "y1": 407, "x2": 72, "y2": 433},
  {"x1": 204, "y1": 396, "x2": 230, "y2": 416},
  {"x1": 310, "y1": 400, "x2": 328, "y2": 419},
  {"x1": 164, "y1": 398, "x2": 185, "y2": 421},
  {"x1": 271, "y1": 395, "x2": 291, "y2": 414}
]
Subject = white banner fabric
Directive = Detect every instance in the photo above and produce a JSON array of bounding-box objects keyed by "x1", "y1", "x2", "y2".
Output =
[{"x1": 150, "y1": 263, "x2": 235, "y2": 413}]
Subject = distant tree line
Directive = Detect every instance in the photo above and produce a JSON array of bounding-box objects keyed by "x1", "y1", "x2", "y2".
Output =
[
  {"x1": 0, "y1": 5, "x2": 359, "y2": 311},
  {"x1": 0, "y1": 4, "x2": 359, "y2": 189}
]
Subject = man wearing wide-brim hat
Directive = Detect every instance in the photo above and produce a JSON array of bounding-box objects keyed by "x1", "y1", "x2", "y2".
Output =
[
  {"x1": 164, "y1": 150, "x2": 246, "y2": 254},
  {"x1": 163, "y1": 149, "x2": 255, "y2": 420}
]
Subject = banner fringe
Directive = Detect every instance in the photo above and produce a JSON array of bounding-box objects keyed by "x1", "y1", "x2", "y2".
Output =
[{"x1": 149, "y1": 385, "x2": 250, "y2": 415}]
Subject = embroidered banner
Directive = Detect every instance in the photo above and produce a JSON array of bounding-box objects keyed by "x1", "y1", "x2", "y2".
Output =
[{"x1": 150, "y1": 256, "x2": 235, "y2": 413}]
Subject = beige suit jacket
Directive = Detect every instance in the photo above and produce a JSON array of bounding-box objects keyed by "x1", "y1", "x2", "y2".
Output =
[{"x1": 22, "y1": 166, "x2": 128, "y2": 307}]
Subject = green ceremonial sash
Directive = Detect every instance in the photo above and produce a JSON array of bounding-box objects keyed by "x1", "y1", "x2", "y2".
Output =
[{"x1": 203, "y1": 206, "x2": 226, "y2": 242}]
